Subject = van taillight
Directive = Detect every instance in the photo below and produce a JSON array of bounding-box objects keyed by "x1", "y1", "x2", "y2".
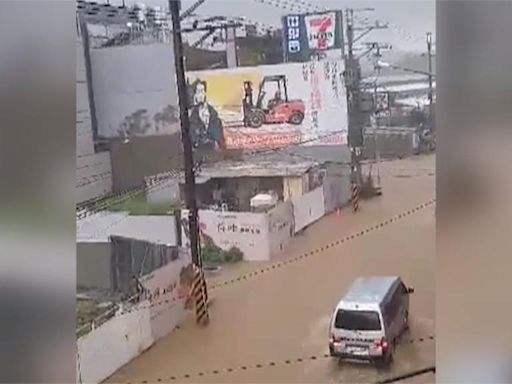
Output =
[
  {"x1": 374, "y1": 338, "x2": 389, "y2": 350},
  {"x1": 329, "y1": 335, "x2": 342, "y2": 344}
]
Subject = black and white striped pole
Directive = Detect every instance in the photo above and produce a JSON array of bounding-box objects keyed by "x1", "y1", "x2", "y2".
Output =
[{"x1": 169, "y1": 0, "x2": 209, "y2": 325}]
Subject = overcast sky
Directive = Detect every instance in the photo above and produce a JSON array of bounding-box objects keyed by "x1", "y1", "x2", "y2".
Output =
[{"x1": 106, "y1": 0, "x2": 435, "y2": 52}]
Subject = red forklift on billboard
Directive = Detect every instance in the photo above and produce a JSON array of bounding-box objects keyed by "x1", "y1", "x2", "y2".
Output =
[{"x1": 242, "y1": 75, "x2": 305, "y2": 128}]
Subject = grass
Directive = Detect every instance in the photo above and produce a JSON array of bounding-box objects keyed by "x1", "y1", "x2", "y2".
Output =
[{"x1": 107, "y1": 194, "x2": 180, "y2": 216}]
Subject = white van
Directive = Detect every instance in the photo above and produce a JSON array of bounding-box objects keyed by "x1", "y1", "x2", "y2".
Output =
[{"x1": 328, "y1": 276, "x2": 414, "y2": 366}]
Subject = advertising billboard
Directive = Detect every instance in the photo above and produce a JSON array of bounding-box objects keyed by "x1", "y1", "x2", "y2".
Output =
[
  {"x1": 282, "y1": 11, "x2": 344, "y2": 63},
  {"x1": 186, "y1": 60, "x2": 347, "y2": 151}
]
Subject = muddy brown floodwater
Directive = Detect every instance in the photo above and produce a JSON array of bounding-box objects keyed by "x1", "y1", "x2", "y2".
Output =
[{"x1": 107, "y1": 154, "x2": 435, "y2": 384}]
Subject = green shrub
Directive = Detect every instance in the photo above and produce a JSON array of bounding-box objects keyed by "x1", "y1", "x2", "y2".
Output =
[
  {"x1": 225, "y1": 247, "x2": 244, "y2": 262},
  {"x1": 200, "y1": 240, "x2": 244, "y2": 264},
  {"x1": 201, "y1": 241, "x2": 223, "y2": 264}
]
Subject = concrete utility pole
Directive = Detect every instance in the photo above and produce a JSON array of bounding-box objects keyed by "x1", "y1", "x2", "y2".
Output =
[
  {"x1": 426, "y1": 32, "x2": 433, "y2": 130},
  {"x1": 169, "y1": 0, "x2": 201, "y2": 268},
  {"x1": 344, "y1": 9, "x2": 388, "y2": 206},
  {"x1": 345, "y1": 9, "x2": 363, "y2": 189},
  {"x1": 225, "y1": 25, "x2": 238, "y2": 68},
  {"x1": 344, "y1": 9, "x2": 388, "y2": 184}
]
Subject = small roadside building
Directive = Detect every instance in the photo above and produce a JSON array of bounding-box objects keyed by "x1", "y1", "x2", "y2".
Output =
[{"x1": 180, "y1": 154, "x2": 324, "y2": 211}]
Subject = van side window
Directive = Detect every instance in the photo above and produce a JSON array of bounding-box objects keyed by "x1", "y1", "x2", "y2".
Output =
[{"x1": 399, "y1": 282, "x2": 407, "y2": 295}]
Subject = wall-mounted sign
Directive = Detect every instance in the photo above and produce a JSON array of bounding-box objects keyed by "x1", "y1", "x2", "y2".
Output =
[{"x1": 374, "y1": 92, "x2": 390, "y2": 112}]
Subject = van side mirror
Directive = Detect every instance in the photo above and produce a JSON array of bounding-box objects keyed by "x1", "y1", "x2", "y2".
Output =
[{"x1": 407, "y1": 287, "x2": 414, "y2": 294}]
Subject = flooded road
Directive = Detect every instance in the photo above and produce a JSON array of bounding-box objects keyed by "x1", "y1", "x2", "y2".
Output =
[{"x1": 108, "y1": 154, "x2": 435, "y2": 383}]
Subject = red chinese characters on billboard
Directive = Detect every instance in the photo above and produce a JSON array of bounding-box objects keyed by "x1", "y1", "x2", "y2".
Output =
[{"x1": 224, "y1": 130, "x2": 301, "y2": 150}]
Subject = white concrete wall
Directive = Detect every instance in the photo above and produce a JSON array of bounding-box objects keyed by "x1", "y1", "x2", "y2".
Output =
[
  {"x1": 323, "y1": 171, "x2": 351, "y2": 213},
  {"x1": 146, "y1": 180, "x2": 181, "y2": 206},
  {"x1": 292, "y1": 186, "x2": 326, "y2": 233},
  {"x1": 181, "y1": 205, "x2": 294, "y2": 261},
  {"x1": 76, "y1": 249, "x2": 192, "y2": 384},
  {"x1": 139, "y1": 248, "x2": 191, "y2": 341},
  {"x1": 267, "y1": 202, "x2": 294, "y2": 257},
  {"x1": 197, "y1": 209, "x2": 270, "y2": 261},
  {"x1": 77, "y1": 306, "x2": 152, "y2": 384}
]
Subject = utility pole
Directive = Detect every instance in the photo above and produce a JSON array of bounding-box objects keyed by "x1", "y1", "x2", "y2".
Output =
[
  {"x1": 344, "y1": 10, "x2": 388, "y2": 206},
  {"x1": 345, "y1": 9, "x2": 363, "y2": 210},
  {"x1": 169, "y1": 0, "x2": 201, "y2": 268},
  {"x1": 426, "y1": 32, "x2": 433, "y2": 130}
]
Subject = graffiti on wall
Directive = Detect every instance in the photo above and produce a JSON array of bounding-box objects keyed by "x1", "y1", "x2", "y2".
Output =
[
  {"x1": 186, "y1": 60, "x2": 347, "y2": 150},
  {"x1": 181, "y1": 212, "x2": 264, "y2": 247},
  {"x1": 181, "y1": 209, "x2": 271, "y2": 261},
  {"x1": 117, "y1": 104, "x2": 179, "y2": 137}
]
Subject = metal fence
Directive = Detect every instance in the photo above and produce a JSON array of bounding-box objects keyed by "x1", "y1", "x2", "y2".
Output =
[{"x1": 110, "y1": 235, "x2": 180, "y2": 296}]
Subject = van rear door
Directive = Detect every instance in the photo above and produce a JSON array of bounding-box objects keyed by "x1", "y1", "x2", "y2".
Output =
[{"x1": 332, "y1": 309, "x2": 385, "y2": 354}]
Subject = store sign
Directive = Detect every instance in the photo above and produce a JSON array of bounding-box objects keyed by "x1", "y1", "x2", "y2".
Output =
[
  {"x1": 282, "y1": 11, "x2": 343, "y2": 63},
  {"x1": 286, "y1": 15, "x2": 301, "y2": 54},
  {"x1": 305, "y1": 12, "x2": 336, "y2": 50}
]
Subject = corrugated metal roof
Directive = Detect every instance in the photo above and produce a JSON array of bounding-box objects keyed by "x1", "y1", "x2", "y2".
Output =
[
  {"x1": 196, "y1": 153, "x2": 318, "y2": 179},
  {"x1": 77, "y1": 211, "x2": 177, "y2": 245}
]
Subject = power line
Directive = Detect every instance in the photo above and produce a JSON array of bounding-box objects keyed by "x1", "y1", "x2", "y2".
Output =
[
  {"x1": 253, "y1": 0, "x2": 424, "y2": 50},
  {"x1": 84, "y1": 131, "x2": 344, "y2": 215},
  {"x1": 180, "y1": 0, "x2": 208, "y2": 21},
  {"x1": 77, "y1": 128, "x2": 347, "y2": 219},
  {"x1": 76, "y1": 167, "x2": 184, "y2": 219}
]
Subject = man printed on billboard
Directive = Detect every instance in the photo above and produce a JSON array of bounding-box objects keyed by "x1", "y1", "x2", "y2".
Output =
[{"x1": 189, "y1": 79, "x2": 226, "y2": 150}]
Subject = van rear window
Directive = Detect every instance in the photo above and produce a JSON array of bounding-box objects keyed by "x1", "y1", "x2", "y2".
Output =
[{"x1": 334, "y1": 309, "x2": 382, "y2": 331}]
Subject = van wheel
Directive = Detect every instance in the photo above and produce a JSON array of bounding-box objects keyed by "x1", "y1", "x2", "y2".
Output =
[
  {"x1": 404, "y1": 311, "x2": 410, "y2": 331},
  {"x1": 388, "y1": 350, "x2": 394, "y2": 365},
  {"x1": 377, "y1": 343, "x2": 394, "y2": 369},
  {"x1": 376, "y1": 353, "x2": 392, "y2": 369},
  {"x1": 385, "y1": 348, "x2": 394, "y2": 366}
]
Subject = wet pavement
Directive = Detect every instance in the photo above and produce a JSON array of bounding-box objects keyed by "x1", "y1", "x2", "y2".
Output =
[{"x1": 108, "y1": 154, "x2": 435, "y2": 384}]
